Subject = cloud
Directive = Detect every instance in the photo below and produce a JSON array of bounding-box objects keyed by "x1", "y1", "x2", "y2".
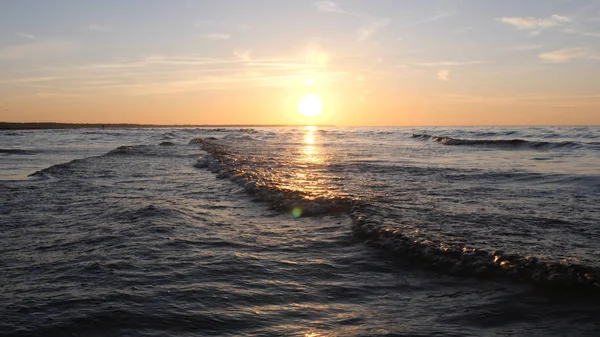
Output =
[
  {"x1": 10, "y1": 53, "x2": 350, "y2": 96},
  {"x1": 399, "y1": 60, "x2": 487, "y2": 67},
  {"x1": 12, "y1": 76, "x2": 60, "y2": 83},
  {"x1": 314, "y1": 1, "x2": 390, "y2": 41},
  {"x1": 538, "y1": 47, "x2": 594, "y2": 63},
  {"x1": 437, "y1": 69, "x2": 451, "y2": 81},
  {"x1": 443, "y1": 93, "x2": 600, "y2": 107},
  {"x1": 358, "y1": 19, "x2": 390, "y2": 42},
  {"x1": 506, "y1": 44, "x2": 543, "y2": 51},
  {"x1": 314, "y1": 1, "x2": 346, "y2": 14},
  {"x1": 233, "y1": 49, "x2": 252, "y2": 62},
  {"x1": 398, "y1": 11, "x2": 457, "y2": 27},
  {"x1": 204, "y1": 33, "x2": 230, "y2": 41},
  {"x1": 88, "y1": 24, "x2": 110, "y2": 32},
  {"x1": 35, "y1": 92, "x2": 83, "y2": 99},
  {"x1": 194, "y1": 20, "x2": 224, "y2": 27},
  {"x1": 16, "y1": 32, "x2": 37, "y2": 40},
  {"x1": 564, "y1": 28, "x2": 600, "y2": 37},
  {"x1": 497, "y1": 15, "x2": 570, "y2": 30},
  {"x1": 0, "y1": 76, "x2": 61, "y2": 86},
  {"x1": 0, "y1": 40, "x2": 75, "y2": 59}
]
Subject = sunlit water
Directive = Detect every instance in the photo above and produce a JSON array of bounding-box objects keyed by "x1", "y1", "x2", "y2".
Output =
[{"x1": 1, "y1": 126, "x2": 599, "y2": 336}]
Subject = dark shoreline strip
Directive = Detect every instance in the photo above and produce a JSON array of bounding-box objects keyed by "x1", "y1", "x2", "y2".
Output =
[{"x1": 0, "y1": 122, "x2": 334, "y2": 130}]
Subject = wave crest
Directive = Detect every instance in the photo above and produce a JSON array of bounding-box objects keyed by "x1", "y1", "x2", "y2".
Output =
[
  {"x1": 197, "y1": 138, "x2": 354, "y2": 216},
  {"x1": 195, "y1": 135, "x2": 600, "y2": 293},
  {"x1": 350, "y1": 208, "x2": 600, "y2": 292},
  {"x1": 412, "y1": 134, "x2": 593, "y2": 150}
]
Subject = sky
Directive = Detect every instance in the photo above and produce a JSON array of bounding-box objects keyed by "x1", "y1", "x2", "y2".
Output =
[{"x1": 0, "y1": 0, "x2": 599, "y2": 126}]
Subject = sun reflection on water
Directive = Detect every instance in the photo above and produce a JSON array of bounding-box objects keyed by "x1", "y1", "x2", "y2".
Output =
[
  {"x1": 305, "y1": 331, "x2": 323, "y2": 337},
  {"x1": 301, "y1": 126, "x2": 322, "y2": 164},
  {"x1": 273, "y1": 126, "x2": 338, "y2": 201},
  {"x1": 304, "y1": 132, "x2": 315, "y2": 145}
]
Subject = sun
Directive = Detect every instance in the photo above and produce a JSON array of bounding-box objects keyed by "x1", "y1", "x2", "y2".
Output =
[{"x1": 298, "y1": 93, "x2": 323, "y2": 117}]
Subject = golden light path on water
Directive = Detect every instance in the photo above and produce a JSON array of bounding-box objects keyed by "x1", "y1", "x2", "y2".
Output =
[
  {"x1": 262, "y1": 125, "x2": 347, "y2": 217},
  {"x1": 213, "y1": 124, "x2": 349, "y2": 218}
]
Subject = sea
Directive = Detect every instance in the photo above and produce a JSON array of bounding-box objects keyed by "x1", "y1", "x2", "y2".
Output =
[{"x1": 1, "y1": 126, "x2": 599, "y2": 336}]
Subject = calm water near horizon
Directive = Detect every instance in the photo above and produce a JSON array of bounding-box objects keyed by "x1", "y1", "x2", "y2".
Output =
[{"x1": 1, "y1": 126, "x2": 599, "y2": 336}]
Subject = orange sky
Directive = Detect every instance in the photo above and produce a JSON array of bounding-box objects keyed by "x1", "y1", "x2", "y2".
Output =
[
  {"x1": 3, "y1": 82, "x2": 599, "y2": 126},
  {"x1": 1, "y1": 1, "x2": 599, "y2": 126}
]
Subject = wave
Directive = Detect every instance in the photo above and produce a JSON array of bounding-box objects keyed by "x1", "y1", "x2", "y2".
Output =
[
  {"x1": 195, "y1": 128, "x2": 258, "y2": 134},
  {"x1": 107, "y1": 145, "x2": 145, "y2": 155},
  {"x1": 28, "y1": 158, "x2": 86, "y2": 178},
  {"x1": 106, "y1": 145, "x2": 182, "y2": 156},
  {"x1": 28, "y1": 143, "x2": 191, "y2": 179},
  {"x1": 159, "y1": 141, "x2": 176, "y2": 146},
  {"x1": 412, "y1": 134, "x2": 595, "y2": 150},
  {"x1": 195, "y1": 136, "x2": 600, "y2": 293},
  {"x1": 0, "y1": 148, "x2": 36, "y2": 155},
  {"x1": 197, "y1": 138, "x2": 354, "y2": 216},
  {"x1": 349, "y1": 207, "x2": 600, "y2": 293},
  {"x1": 162, "y1": 131, "x2": 177, "y2": 139}
]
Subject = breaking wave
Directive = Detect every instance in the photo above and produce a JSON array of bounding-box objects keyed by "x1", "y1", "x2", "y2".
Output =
[
  {"x1": 195, "y1": 136, "x2": 600, "y2": 293},
  {"x1": 412, "y1": 134, "x2": 597, "y2": 150},
  {"x1": 195, "y1": 138, "x2": 353, "y2": 216},
  {"x1": 349, "y1": 207, "x2": 600, "y2": 293},
  {"x1": 18, "y1": 136, "x2": 600, "y2": 293}
]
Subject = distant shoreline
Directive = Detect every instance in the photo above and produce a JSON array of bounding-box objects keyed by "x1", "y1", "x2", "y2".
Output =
[
  {"x1": 0, "y1": 122, "x2": 335, "y2": 130},
  {"x1": 1, "y1": 122, "x2": 598, "y2": 130}
]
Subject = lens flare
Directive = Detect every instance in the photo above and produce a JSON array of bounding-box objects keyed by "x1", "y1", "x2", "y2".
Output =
[{"x1": 292, "y1": 207, "x2": 303, "y2": 218}]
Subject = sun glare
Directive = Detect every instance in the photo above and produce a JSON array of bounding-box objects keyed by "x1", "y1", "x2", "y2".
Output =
[{"x1": 298, "y1": 94, "x2": 323, "y2": 118}]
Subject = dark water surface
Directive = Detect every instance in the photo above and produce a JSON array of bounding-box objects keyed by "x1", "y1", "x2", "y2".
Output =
[{"x1": 1, "y1": 127, "x2": 599, "y2": 336}]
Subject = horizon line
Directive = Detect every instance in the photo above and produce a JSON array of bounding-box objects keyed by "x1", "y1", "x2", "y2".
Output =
[{"x1": 1, "y1": 122, "x2": 599, "y2": 130}]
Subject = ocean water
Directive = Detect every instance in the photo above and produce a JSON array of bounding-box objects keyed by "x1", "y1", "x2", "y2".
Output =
[{"x1": 1, "y1": 126, "x2": 599, "y2": 336}]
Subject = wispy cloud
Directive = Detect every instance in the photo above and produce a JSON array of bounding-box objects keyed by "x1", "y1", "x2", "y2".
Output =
[
  {"x1": 398, "y1": 11, "x2": 457, "y2": 28},
  {"x1": 0, "y1": 40, "x2": 75, "y2": 59},
  {"x1": 444, "y1": 93, "x2": 600, "y2": 107},
  {"x1": 358, "y1": 19, "x2": 390, "y2": 42},
  {"x1": 233, "y1": 49, "x2": 252, "y2": 62},
  {"x1": 88, "y1": 24, "x2": 110, "y2": 32},
  {"x1": 13, "y1": 76, "x2": 60, "y2": 83},
  {"x1": 506, "y1": 44, "x2": 543, "y2": 51},
  {"x1": 5, "y1": 53, "x2": 350, "y2": 96},
  {"x1": 538, "y1": 47, "x2": 595, "y2": 63},
  {"x1": 36, "y1": 92, "x2": 84, "y2": 99},
  {"x1": 313, "y1": 1, "x2": 391, "y2": 42},
  {"x1": 0, "y1": 76, "x2": 60, "y2": 85},
  {"x1": 437, "y1": 69, "x2": 451, "y2": 81},
  {"x1": 204, "y1": 33, "x2": 230, "y2": 41},
  {"x1": 399, "y1": 60, "x2": 487, "y2": 67},
  {"x1": 563, "y1": 27, "x2": 600, "y2": 37},
  {"x1": 454, "y1": 26, "x2": 472, "y2": 34},
  {"x1": 16, "y1": 32, "x2": 37, "y2": 40},
  {"x1": 497, "y1": 15, "x2": 570, "y2": 30},
  {"x1": 314, "y1": 1, "x2": 346, "y2": 14},
  {"x1": 194, "y1": 20, "x2": 224, "y2": 27}
]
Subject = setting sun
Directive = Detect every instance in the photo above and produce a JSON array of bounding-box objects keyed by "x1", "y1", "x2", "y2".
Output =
[{"x1": 298, "y1": 94, "x2": 323, "y2": 118}]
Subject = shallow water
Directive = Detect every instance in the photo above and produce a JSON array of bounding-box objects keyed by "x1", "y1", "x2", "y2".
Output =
[{"x1": 1, "y1": 126, "x2": 599, "y2": 336}]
